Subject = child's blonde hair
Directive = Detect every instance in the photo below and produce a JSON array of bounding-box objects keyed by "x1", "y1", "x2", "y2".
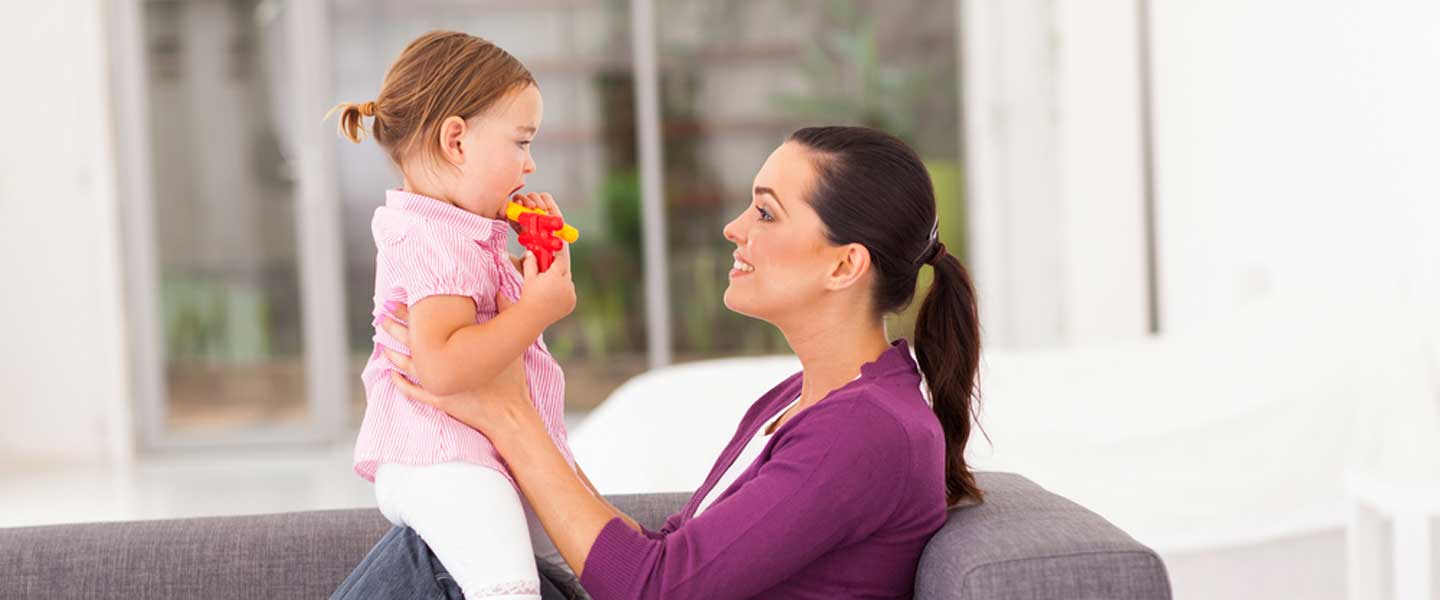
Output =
[{"x1": 330, "y1": 30, "x2": 535, "y2": 167}]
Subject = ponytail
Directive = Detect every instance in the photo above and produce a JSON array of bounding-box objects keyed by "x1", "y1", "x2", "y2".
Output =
[
  {"x1": 327, "y1": 100, "x2": 376, "y2": 143},
  {"x1": 914, "y1": 248, "x2": 983, "y2": 506}
]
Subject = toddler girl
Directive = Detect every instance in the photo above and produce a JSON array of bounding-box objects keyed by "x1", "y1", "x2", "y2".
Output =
[{"x1": 331, "y1": 30, "x2": 576, "y2": 599}]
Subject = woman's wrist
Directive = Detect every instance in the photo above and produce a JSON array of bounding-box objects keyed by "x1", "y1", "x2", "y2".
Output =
[{"x1": 489, "y1": 399, "x2": 546, "y2": 459}]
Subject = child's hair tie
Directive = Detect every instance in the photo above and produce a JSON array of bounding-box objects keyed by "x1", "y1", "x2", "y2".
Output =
[{"x1": 359, "y1": 101, "x2": 377, "y2": 117}]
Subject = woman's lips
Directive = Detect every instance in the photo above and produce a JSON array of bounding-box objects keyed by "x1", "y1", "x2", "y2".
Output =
[{"x1": 730, "y1": 256, "x2": 755, "y2": 278}]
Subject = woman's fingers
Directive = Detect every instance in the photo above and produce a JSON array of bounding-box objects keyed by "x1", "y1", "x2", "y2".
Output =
[
  {"x1": 383, "y1": 347, "x2": 413, "y2": 374},
  {"x1": 390, "y1": 371, "x2": 441, "y2": 409},
  {"x1": 379, "y1": 315, "x2": 408, "y2": 343}
]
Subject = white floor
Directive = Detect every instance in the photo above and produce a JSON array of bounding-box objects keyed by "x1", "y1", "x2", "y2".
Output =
[
  {"x1": 0, "y1": 442, "x2": 373, "y2": 528},
  {"x1": 1, "y1": 413, "x2": 593, "y2": 529}
]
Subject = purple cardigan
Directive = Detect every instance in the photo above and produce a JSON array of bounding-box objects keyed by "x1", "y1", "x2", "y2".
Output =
[{"x1": 579, "y1": 339, "x2": 948, "y2": 599}]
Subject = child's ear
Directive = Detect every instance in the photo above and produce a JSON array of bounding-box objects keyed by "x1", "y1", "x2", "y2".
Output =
[{"x1": 438, "y1": 116, "x2": 467, "y2": 166}]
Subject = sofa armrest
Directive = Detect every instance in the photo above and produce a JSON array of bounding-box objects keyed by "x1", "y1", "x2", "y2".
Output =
[{"x1": 916, "y1": 472, "x2": 1171, "y2": 599}]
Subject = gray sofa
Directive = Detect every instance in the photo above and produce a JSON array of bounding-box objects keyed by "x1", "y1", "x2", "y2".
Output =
[{"x1": 0, "y1": 472, "x2": 1169, "y2": 599}]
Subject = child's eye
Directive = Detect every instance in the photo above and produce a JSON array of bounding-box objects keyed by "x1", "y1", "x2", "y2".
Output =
[
  {"x1": 517, "y1": 140, "x2": 532, "y2": 148},
  {"x1": 756, "y1": 206, "x2": 773, "y2": 222}
]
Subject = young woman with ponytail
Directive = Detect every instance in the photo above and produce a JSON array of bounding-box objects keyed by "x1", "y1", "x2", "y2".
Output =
[{"x1": 339, "y1": 125, "x2": 983, "y2": 599}]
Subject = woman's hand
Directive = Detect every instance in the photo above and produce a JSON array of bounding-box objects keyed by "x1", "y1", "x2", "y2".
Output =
[{"x1": 380, "y1": 301, "x2": 537, "y2": 440}]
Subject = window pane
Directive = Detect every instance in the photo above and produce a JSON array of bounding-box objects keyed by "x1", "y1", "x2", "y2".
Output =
[
  {"x1": 654, "y1": 0, "x2": 966, "y2": 358},
  {"x1": 144, "y1": 0, "x2": 310, "y2": 432}
]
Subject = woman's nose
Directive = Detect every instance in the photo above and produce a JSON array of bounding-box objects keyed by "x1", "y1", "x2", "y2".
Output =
[{"x1": 723, "y1": 213, "x2": 744, "y2": 243}]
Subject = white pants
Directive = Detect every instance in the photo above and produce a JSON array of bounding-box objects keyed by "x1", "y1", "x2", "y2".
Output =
[{"x1": 375, "y1": 461, "x2": 569, "y2": 599}]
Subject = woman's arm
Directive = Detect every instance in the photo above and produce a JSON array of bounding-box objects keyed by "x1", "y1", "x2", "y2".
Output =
[
  {"x1": 574, "y1": 463, "x2": 646, "y2": 533},
  {"x1": 393, "y1": 368, "x2": 912, "y2": 600},
  {"x1": 386, "y1": 357, "x2": 640, "y2": 578}
]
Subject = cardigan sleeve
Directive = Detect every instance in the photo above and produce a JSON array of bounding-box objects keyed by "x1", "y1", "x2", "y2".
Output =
[{"x1": 578, "y1": 397, "x2": 910, "y2": 599}]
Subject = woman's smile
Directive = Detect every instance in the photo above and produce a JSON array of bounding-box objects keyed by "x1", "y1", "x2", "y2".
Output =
[{"x1": 730, "y1": 253, "x2": 756, "y2": 278}]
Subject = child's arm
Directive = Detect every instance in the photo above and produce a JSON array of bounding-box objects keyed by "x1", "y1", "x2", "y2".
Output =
[
  {"x1": 408, "y1": 248, "x2": 575, "y2": 397},
  {"x1": 407, "y1": 296, "x2": 541, "y2": 396}
]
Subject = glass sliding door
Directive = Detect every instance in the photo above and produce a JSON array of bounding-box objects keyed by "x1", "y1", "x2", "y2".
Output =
[{"x1": 124, "y1": 0, "x2": 347, "y2": 446}]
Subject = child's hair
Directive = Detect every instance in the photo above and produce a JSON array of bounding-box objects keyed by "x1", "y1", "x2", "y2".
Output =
[{"x1": 330, "y1": 30, "x2": 535, "y2": 168}]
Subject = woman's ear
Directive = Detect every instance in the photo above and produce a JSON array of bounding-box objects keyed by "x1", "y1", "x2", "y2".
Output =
[
  {"x1": 438, "y1": 115, "x2": 467, "y2": 166},
  {"x1": 826, "y1": 243, "x2": 872, "y2": 291}
]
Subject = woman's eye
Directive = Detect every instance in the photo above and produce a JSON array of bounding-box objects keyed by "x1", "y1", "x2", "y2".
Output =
[{"x1": 756, "y1": 206, "x2": 773, "y2": 222}]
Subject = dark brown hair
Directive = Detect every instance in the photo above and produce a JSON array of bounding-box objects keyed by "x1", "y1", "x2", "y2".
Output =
[
  {"x1": 328, "y1": 30, "x2": 535, "y2": 167},
  {"x1": 789, "y1": 126, "x2": 983, "y2": 505}
]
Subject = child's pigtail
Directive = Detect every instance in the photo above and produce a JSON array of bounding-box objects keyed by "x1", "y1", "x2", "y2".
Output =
[{"x1": 328, "y1": 100, "x2": 377, "y2": 143}]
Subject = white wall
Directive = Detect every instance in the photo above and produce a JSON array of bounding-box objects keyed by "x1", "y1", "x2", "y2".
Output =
[
  {"x1": 1150, "y1": 0, "x2": 1440, "y2": 332},
  {"x1": 0, "y1": 0, "x2": 134, "y2": 465},
  {"x1": 966, "y1": 0, "x2": 1440, "y2": 350},
  {"x1": 962, "y1": 0, "x2": 1151, "y2": 349}
]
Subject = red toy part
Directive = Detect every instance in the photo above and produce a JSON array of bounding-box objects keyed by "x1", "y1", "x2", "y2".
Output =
[{"x1": 516, "y1": 212, "x2": 565, "y2": 272}]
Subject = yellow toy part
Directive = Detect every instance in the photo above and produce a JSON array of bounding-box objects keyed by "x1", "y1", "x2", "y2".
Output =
[{"x1": 505, "y1": 201, "x2": 579, "y2": 243}]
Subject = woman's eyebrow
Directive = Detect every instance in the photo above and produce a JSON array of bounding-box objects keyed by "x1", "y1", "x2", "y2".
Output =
[{"x1": 754, "y1": 186, "x2": 786, "y2": 214}]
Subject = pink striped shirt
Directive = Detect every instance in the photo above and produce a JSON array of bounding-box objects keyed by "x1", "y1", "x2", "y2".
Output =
[{"x1": 354, "y1": 189, "x2": 574, "y2": 486}]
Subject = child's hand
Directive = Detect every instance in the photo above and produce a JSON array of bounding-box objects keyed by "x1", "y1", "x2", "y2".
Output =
[
  {"x1": 507, "y1": 192, "x2": 557, "y2": 268},
  {"x1": 506, "y1": 191, "x2": 552, "y2": 235},
  {"x1": 517, "y1": 238, "x2": 576, "y2": 326}
]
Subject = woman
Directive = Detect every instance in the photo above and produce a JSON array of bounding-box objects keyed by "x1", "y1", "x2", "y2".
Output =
[{"x1": 332, "y1": 126, "x2": 983, "y2": 599}]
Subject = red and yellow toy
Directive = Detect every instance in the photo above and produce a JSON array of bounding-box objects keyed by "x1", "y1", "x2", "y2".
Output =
[{"x1": 505, "y1": 201, "x2": 579, "y2": 272}]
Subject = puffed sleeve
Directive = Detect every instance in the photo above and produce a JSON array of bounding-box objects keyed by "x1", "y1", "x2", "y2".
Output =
[{"x1": 375, "y1": 219, "x2": 499, "y2": 309}]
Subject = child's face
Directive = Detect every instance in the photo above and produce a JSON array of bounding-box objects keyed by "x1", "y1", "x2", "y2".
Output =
[{"x1": 452, "y1": 84, "x2": 543, "y2": 219}]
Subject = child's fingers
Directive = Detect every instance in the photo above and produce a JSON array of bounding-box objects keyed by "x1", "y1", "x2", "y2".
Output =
[
  {"x1": 521, "y1": 250, "x2": 539, "y2": 280},
  {"x1": 539, "y1": 193, "x2": 562, "y2": 219},
  {"x1": 553, "y1": 242, "x2": 572, "y2": 277}
]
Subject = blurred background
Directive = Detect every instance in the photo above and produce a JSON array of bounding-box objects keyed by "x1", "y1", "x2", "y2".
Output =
[{"x1": 1, "y1": 1, "x2": 1437, "y2": 598}]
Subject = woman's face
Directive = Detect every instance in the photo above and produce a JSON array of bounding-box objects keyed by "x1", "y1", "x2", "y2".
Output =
[{"x1": 722, "y1": 142, "x2": 843, "y2": 323}]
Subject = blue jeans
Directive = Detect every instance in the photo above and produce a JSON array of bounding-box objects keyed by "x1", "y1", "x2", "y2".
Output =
[{"x1": 330, "y1": 526, "x2": 587, "y2": 600}]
